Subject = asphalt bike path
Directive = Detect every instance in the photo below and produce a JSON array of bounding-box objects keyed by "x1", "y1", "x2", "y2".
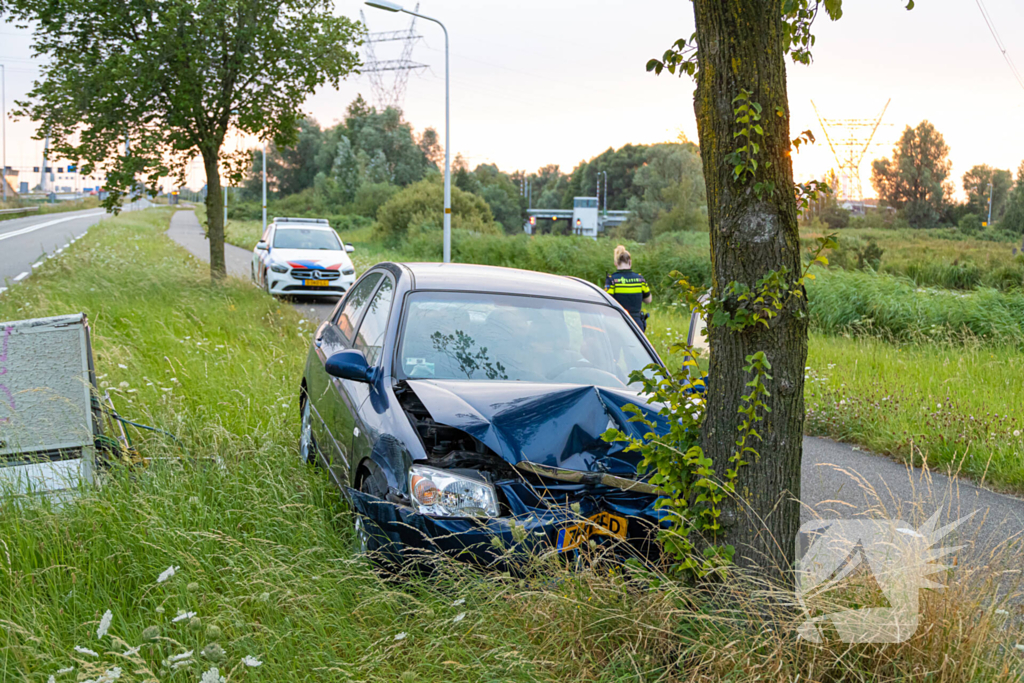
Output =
[{"x1": 165, "y1": 208, "x2": 1024, "y2": 562}]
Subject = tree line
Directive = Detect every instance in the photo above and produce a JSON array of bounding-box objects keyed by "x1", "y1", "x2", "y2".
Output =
[
  {"x1": 869, "y1": 120, "x2": 1024, "y2": 233},
  {"x1": 244, "y1": 100, "x2": 709, "y2": 241}
]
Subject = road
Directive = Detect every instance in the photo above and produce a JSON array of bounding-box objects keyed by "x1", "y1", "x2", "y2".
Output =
[
  {"x1": 164, "y1": 209, "x2": 1024, "y2": 563},
  {"x1": 0, "y1": 201, "x2": 151, "y2": 293}
]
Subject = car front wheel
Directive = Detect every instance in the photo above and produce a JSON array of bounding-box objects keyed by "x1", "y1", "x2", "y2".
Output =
[
  {"x1": 354, "y1": 463, "x2": 399, "y2": 560},
  {"x1": 298, "y1": 395, "x2": 316, "y2": 465}
]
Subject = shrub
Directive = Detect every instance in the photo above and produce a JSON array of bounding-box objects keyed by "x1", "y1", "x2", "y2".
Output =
[
  {"x1": 351, "y1": 182, "x2": 399, "y2": 219},
  {"x1": 958, "y1": 212, "x2": 983, "y2": 235},
  {"x1": 375, "y1": 177, "x2": 500, "y2": 245}
]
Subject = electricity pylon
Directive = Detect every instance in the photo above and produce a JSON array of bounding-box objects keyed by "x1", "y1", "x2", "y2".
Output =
[
  {"x1": 812, "y1": 99, "x2": 891, "y2": 202},
  {"x1": 360, "y1": 5, "x2": 425, "y2": 111}
]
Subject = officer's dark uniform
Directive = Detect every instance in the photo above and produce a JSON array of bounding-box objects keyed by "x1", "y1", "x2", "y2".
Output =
[{"x1": 605, "y1": 269, "x2": 651, "y2": 331}]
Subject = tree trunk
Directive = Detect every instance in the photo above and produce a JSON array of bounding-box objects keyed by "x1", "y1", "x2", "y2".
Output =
[
  {"x1": 202, "y1": 149, "x2": 227, "y2": 280},
  {"x1": 692, "y1": 0, "x2": 805, "y2": 586}
]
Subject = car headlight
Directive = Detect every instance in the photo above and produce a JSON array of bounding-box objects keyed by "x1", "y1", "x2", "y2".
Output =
[
  {"x1": 409, "y1": 465, "x2": 499, "y2": 518},
  {"x1": 342, "y1": 267, "x2": 355, "y2": 275},
  {"x1": 270, "y1": 263, "x2": 289, "y2": 273}
]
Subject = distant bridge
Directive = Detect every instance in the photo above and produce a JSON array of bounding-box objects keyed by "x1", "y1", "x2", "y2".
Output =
[{"x1": 525, "y1": 197, "x2": 630, "y2": 238}]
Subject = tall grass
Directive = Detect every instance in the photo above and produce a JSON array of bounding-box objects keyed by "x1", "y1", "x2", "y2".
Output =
[
  {"x1": 1, "y1": 209, "x2": 1021, "y2": 682},
  {"x1": 806, "y1": 269, "x2": 1024, "y2": 346}
]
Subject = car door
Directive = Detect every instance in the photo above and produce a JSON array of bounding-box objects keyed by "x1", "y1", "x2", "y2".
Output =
[
  {"x1": 311, "y1": 272, "x2": 383, "y2": 485},
  {"x1": 343, "y1": 274, "x2": 396, "y2": 478}
]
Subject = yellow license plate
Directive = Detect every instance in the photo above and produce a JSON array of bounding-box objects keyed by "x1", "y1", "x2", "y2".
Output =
[
  {"x1": 305, "y1": 279, "x2": 329, "y2": 286},
  {"x1": 557, "y1": 511, "x2": 628, "y2": 552}
]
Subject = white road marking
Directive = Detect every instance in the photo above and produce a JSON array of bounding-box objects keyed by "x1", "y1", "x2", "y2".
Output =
[
  {"x1": 62, "y1": 243, "x2": 69, "y2": 249},
  {"x1": 55, "y1": 248, "x2": 63, "y2": 254},
  {"x1": 0, "y1": 211, "x2": 105, "y2": 243},
  {"x1": 13, "y1": 271, "x2": 29, "y2": 282},
  {"x1": 31, "y1": 261, "x2": 44, "y2": 268}
]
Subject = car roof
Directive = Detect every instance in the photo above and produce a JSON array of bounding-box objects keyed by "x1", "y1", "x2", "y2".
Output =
[{"x1": 394, "y1": 262, "x2": 610, "y2": 304}]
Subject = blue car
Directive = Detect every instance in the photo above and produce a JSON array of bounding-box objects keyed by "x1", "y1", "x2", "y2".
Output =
[{"x1": 299, "y1": 262, "x2": 670, "y2": 564}]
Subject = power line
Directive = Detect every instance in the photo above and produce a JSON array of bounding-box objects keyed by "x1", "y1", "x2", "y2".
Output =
[{"x1": 972, "y1": 0, "x2": 1024, "y2": 92}]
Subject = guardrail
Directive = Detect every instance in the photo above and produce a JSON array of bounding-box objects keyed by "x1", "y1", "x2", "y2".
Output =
[{"x1": 0, "y1": 206, "x2": 41, "y2": 216}]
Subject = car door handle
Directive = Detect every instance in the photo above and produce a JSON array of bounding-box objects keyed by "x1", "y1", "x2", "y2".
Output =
[{"x1": 315, "y1": 337, "x2": 323, "y2": 348}]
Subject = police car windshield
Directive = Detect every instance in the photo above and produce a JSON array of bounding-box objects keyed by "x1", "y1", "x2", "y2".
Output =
[
  {"x1": 397, "y1": 291, "x2": 656, "y2": 390},
  {"x1": 273, "y1": 228, "x2": 341, "y2": 251}
]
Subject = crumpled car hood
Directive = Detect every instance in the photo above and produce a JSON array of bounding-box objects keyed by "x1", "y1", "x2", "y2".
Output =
[{"x1": 405, "y1": 380, "x2": 668, "y2": 476}]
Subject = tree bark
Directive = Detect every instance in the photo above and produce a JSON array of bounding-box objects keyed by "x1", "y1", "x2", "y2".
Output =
[
  {"x1": 201, "y1": 148, "x2": 227, "y2": 280},
  {"x1": 692, "y1": 0, "x2": 806, "y2": 586}
]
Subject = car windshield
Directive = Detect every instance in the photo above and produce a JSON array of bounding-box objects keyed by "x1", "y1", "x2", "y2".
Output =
[
  {"x1": 273, "y1": 228, "x2": 341, "y2": 250},
  {"x1": 397, "y1": 291, "x2": 657, "y2": 390}
]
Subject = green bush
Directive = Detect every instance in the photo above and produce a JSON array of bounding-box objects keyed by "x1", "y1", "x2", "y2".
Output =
[
  {"x1": 351, "y1": 182, "x2": 399, "y2": 219},
  {"x1": 958, "y1": 212, "x2": 983, "y2": 235},
  {"x1": 374, "y1": 177, "x2": 501, "y2": 245}
]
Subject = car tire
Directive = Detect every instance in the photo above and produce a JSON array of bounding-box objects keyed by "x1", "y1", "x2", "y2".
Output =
[
  {"x1": 262, "y1": 269, "x2": 271, "y2": 295},
  {"x1": 298, "y1": 394, "x2": 317, "y2": 465}
]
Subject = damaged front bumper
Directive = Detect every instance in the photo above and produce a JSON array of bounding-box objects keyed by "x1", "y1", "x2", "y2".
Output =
[{"x1": 349, "y1": 478, "x2": 669, "y2": 566}]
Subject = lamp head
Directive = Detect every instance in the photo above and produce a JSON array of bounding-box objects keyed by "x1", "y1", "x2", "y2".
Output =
[{"x1": 366, "y1": 0, "x2": 402, "y2": 11}]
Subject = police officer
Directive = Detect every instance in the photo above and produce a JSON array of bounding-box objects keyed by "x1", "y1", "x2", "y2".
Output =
[{"x1": 604, "y1": 245, "x2": 652, "y2": 332}]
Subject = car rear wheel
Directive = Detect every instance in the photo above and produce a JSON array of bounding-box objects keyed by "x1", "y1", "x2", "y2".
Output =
[{"x1": 298, "y1": 395, "x2": 316, "y2": 465}]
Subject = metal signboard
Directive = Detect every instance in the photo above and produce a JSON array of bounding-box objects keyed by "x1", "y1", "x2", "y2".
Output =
[{"x1": 0, "y1": 313, "x2": 101, "y2": 494}]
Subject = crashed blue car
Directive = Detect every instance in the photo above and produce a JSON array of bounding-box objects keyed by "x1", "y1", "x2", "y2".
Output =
[{"x1": 299, "y1": 262, "x2": 670, "y2": 564}]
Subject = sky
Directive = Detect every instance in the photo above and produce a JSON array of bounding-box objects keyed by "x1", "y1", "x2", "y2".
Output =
[{"x1": 2, "y1": 0, "x2": 1023, "y2": 197}]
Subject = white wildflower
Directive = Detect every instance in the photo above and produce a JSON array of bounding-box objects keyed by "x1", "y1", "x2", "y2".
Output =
[
  {"x1": 241, "y1": 656, "x2": 262, "y2": 667},
  {"x1": 172, "y1": 610, "x2": 196, "y2": 623},
  {"x1": 200, "y1": 666, "x2": 226, "y2": 683},
  {"x1": 838, "y1": 400, "x2": 846, "y2": 406},
  {"x1": 451, "y1": 598, "x2": 465, "y2": 607},
  {"x1": 1014, "y1": 430, "x2": 1021, "y2": 437},
  {"x1": 170, "y1": 377, "x2": 178, "y2": 383},
  {"x1": 74, "y1": 646, "x2": 99, "y2": 657},
  {"x1": 453, "y1": 612, "x2": 466, "y2": 624},
  {"x1": 48, "y1": 677, "x2": 55, "y2": 683},
  {"x1": 167, "y1": 650, "x2": 194, "y2": 663},
  {"x1": 56, "y1": 668, "x2": 74, "y2": 675},
  {"x1": 171, "y1": 659, "x2": 193, "y2": 670},
  {"x1": 394, "y1": 632, "x2": 407, "y2": 641},
  {"x1": 96, "y1": 609, "x2": 113, "y2": 639},
  {"x1": 937, "y1": 403, "x2": 942, "y2": 409},
  {"x1": 157, "y1": 566, "x2": 179, "y2": 583},
  {"x1": 117, "y1": 364, "x2": 127, "y2": 369},
  {"x1": 122, "y1": 646, "x2": 141, "y2": 656}
]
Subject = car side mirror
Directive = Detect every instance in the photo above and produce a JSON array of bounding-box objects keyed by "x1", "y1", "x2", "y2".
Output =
[
  {"x1": 345, "y1": 244, "x2": 355, "y2": 253},
  {"x1": 256, "y1": 241, "x2": 268, "y2": 251},
  {"x1": 325, "y1": 349, "x2": 374, "y2": 383}
]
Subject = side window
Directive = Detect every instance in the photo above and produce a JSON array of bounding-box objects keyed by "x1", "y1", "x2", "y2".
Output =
[
  {"x1": 353, "y1": 277, "x2": 395, "y2": 365},
  {"x1": 336, "y1": 273, "x2": 383, "y2": 341}
]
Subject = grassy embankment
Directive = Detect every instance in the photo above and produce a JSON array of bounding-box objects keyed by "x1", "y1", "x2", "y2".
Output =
[
  {"x1": 217, "y1": 213, "x2": 1024, "y2": 493},
  {"x1": 2, "y1": 207, "x2": 1021, "y2": 682}
]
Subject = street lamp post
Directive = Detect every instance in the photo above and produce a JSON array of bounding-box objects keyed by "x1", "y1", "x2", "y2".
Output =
[
  {"x1": 366, "y1": 0, "x2": 451, "y2": 263},
  {"x1": 262, "y1": 142, "x2": 267, "y2": 235},
  {"x1": 1, "y1": 64, "x2": 7, "y2": 203}
]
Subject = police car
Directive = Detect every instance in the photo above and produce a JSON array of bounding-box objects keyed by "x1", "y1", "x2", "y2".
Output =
[{"x1": 251, "y1": 217, "x2": 356, "y2": 298}]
